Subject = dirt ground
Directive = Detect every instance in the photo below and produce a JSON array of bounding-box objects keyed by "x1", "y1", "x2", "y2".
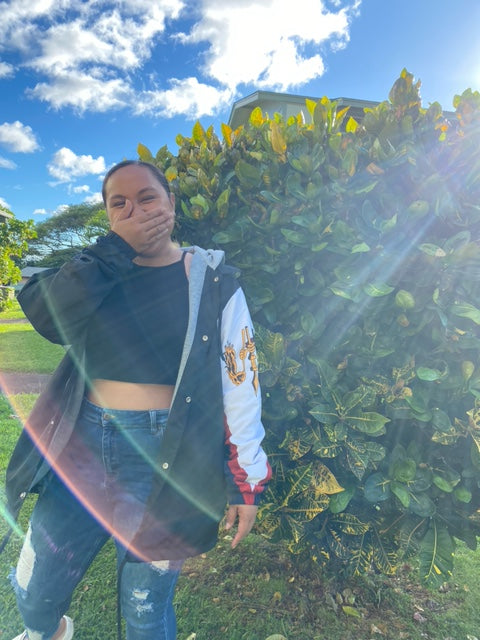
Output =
[{"x1": 0, "y1": 371, "x2": 51, "y2": 395}]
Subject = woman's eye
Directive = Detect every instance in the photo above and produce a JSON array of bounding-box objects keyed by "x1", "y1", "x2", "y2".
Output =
[
  {"x1": 141, "y1": 195, "x2": 156, "y2": 203},
  {"x1": 112, "y1": 200, "x2": 125, "y2": 208}
]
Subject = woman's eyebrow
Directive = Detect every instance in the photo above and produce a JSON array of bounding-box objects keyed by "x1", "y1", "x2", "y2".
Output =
[{"x1": 137, "y1": 187, "x2": 158, "y2": 195}]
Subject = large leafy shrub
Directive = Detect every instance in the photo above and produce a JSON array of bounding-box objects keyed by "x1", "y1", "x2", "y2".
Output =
[{"x1": 139, "y1": 70, "x2": 480, "y2": 585}]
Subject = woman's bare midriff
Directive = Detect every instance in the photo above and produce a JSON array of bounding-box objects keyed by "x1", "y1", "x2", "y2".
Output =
[{"x1": 88, "y1": 379, "x2": 174, "y2": 410}]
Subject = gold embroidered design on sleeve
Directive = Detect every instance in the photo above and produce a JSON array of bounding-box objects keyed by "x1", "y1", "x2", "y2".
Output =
[{"x1": 223, "y1": 326, "x2": 259, "y2": 394}]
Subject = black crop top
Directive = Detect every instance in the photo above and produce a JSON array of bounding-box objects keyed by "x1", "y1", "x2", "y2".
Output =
[{"x1": 85, "y1": 253, "x2": 189, "y2": 385}]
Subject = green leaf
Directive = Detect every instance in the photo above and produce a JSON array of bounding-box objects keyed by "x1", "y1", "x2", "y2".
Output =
[
  {"x1": 391, "y1": 481, "x2": 411, "y2": 508},
  {"x1": 433, "y1": 475, "x2": 454, "y2": 493},
  {"x1": 301, "y1": 312, "x2": 316, "y2": 335},
  {"x1": 234, "y1": 159, "x2": 262, "y2": 188},
  {"x1": 346, "y1": 446, "x2": 370, "y2": 480},
  {"x1": 418, "y1": 243, "x2": 446, "y2": 257},
  {"x1": 190, "y1": 194, "x2": 209, "y2": 213},
  {"x1": 329, "y1": 487, "x2": 355, "y2": 513},
  {"x1": 281, "y1": 434, "x2": 311, "y2": 461},
  {"x1": 351, "y1": 242, "x2": 370, "y2": 253},
  {"x1": 216, "y1": 187, "x2": 231, "y2": 217},
  {"x1": 309, "y1": 404, "x2": 339, "y2": 426},
  {"x1": 329, "y1": 286, "x2": 355, "y2": 301},
  {"x1": 364, "y1": 473, "x2": 391, "y2": 502},
  {"x1": 416, "y1": 367, "x2": 442, "y2": 381},
  {"x1": 450, "y1": 301, "x2": 480, "y2": 325},
  {"x1": 409, "y1": 492, "x2": 436, "y2": 517},
  {"x1": 391, "y1": 458, "x2": 417, "y2": 483},
  {"x1": 330, "y1": 512, "x2": 370, "y2": 535},
  {"x1": 419, "y1": 524, "x2": 454, "y2": 586},
  {"x1": 348, "y1": 412, "x2": 390, "y2": 435},
  {"x1": 454, "y1": 486, "x2": 472, "y2": 503},
  {"x1": 282, "y1": 465, "x2": 314, "y2": 504},
  {"x1": 431, "y1": 408, "x2": 452, "y2": 431},
  {"x1": 281, "y1": 228, "x2": 308, "y2": 246},
  {"x1": 343, "y1": 386, "x2": 376, "y2": 412},
  {"x1": 363, "y1": 283, "x2": 395, "y2": 297},
  {"x1": 411, "y1": 467, "x2": 433, "y2": 492}
]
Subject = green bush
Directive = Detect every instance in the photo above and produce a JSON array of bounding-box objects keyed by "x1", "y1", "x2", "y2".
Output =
[{"x1": 139, "y1": 70, "x2": 480, "y2": 586}]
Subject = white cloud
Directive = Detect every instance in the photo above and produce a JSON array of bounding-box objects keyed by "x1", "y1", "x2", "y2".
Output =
[
  {"x1": 0, "y1": 0, "x2": 359, "y2": 118},
  {"x1": 84, "y1": 192, "x2": 103, "y2": 204},
  {"x1": 0, "y1": 121, "x2": 40, "y2": 153},
  {"x1": 134, "y1": 77, "x2": 234, "y2": 118},
  {"x1": 0, "y1": 61, "x2": 15, "y2": 78},
  {"x1": 0, "y1": 156, "x2": 17, "y2": 170},
  {"x1": 29, "y1": 72, "x2": 132, "y2": 112},
  {"x1": 71, "y1": 184, "x2": 90, "y2": 194},
  {"x1": 33, "y1": 208, "x2": 48, "y2": 215},
  {"x1": 48, "y1": 147, "x2": 107, "y2": 183},
  {"x1": 1, "y1": 1, "x2": 186, "y2": 113},
  {"x1": 181, "y1": 0, "x2": 357, "y2": 91},
  {"x1": 0, "y1": 196, "x2": 12, "y2": 209}
]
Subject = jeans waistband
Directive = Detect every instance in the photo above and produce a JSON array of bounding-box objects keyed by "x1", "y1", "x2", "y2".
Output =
[{"x1": 80, "y1": 396, "x2": 169, "y2": 425}]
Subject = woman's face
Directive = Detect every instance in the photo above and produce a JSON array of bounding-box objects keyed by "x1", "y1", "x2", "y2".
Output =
[{"x1": 104, "y1": 164, "x2": 174, "y2": 225}]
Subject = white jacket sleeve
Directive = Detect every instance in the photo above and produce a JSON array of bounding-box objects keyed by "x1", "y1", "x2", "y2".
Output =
[{"x1": 220, "y1": 287, "x2": 271, "y2": 505}]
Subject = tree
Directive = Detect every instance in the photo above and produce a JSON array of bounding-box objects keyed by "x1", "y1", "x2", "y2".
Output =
[
  {"x1": 25, "y1": 203, "x2": 108, "y2": 267},
  {"x1": 139, "y1": 70, "x2": 480, "y2": 586},
  {"x1": 0, "y1": 208, "x2": 36, "y2": 310}
]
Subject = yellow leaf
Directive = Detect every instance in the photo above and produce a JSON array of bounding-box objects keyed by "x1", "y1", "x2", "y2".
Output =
[
  {"x1": 137, "y1": 143, "x2": 153, "y2": 162},
  {"x1": 346, "y1": 116, "x2": 358, "y2": 133},
  {"x1": 192, "y1": 121, "x2": 205, "y2": 142},
  {"x1": 312, "y1": 462, "x2": 344, "y2": 496},
  {"x1": 249, "y1": 106, "x2": 264, "y2": 127},
  {"x1": 221, "y1": 123, "x2": 233, "y2": 147},
  {"x1": 305, "y1": 98, "x2": 317, "y2": 118},
  {"x1": 270, "y1": 121, "x2": 287, "y2": 155},
  {"x1": 336, "y1": 106, "x2": 350, "y2": 121},
  {"x1": 164, "y1": 166, "x2": 177, "y2": 182}
]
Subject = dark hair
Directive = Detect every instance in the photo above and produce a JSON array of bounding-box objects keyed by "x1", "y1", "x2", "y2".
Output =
[{"x1": 102, "y1": 160, "x2": 171, "y2": 204}]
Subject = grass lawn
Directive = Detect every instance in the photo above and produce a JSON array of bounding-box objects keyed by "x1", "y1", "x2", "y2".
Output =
[
  {"x1": 0, "y1": 324, "x2": 65, "y2": 373},
  {"x1": 0, "y1": 301, "x2": 25, "y2": 321},
  {"x1": 2, "y1": 305, "x2": 480, "y2": 639}
]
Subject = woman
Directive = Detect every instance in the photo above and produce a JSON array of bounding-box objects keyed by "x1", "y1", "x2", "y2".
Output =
[{"x1": 4, "y1": 160, "x2": 271, "y2": 640}]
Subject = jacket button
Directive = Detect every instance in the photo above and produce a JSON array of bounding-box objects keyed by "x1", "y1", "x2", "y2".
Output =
[
  {"x1": 162, "y1": 462, "x2": 169, "y2": 470},
  {"x1": 214, "y1": 276, "x2": 219, "y2": 282},
  {"x1": 19, "y1": 492, "x2": 27, "y2": 500},
  {"x1": 185, "y1": 396, "x2": 192, "y2": 403},
  {"x1": 202, "y1": 335, "x2": 208, "y2": 342}
]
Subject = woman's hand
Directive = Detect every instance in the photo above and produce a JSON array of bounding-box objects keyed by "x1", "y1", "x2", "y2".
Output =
[
  {"x1": 224, "y1": 504, "x2": 258, "y2": 549},
  {"x1": 109, "y1": 198, "x2": 174, "y2": 255}
]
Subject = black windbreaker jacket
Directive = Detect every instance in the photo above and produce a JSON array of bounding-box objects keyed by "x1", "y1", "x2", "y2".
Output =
[{"x1": 3, "y1": 233, "x2": 270, "y2": 560}]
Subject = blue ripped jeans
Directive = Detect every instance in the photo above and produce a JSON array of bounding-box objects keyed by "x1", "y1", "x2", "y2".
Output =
[{"x1": 11, "y1": 398, "x2": 184, "y2": 640}]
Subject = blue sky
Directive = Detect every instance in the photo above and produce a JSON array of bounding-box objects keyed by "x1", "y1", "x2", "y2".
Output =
[{"x1": 1, "y1": 0, "x2": 479, "y2": 222}]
